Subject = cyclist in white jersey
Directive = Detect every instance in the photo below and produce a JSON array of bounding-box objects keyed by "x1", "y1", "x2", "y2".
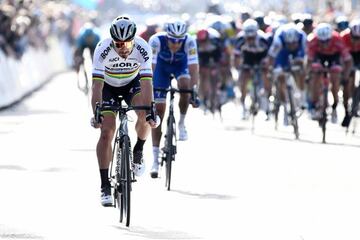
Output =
[{"x1": 90, "y1": 16, "x2": 157, "y2": 207}]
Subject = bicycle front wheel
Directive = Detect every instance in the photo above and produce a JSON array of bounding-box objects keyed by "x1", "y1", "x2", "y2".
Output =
[
  {"x1": 321, "y1": 89, "x2": 328, "y2": 143},
  {"x1": 119, "y1": 135, "x2": 131, "y2": 226},
  {"x1": 287, "y1": 87, "x2": 299, "y2": 139},
  {"x1": 165, "y1": 116, "x2": 176, "y2": 191}
]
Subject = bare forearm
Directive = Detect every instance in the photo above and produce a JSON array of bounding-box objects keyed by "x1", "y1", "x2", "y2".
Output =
[
  {"x1": 189, "y1": 63, "x2": 199, "y2": 87},
  {"x1": 91, "y1": 81, "x2": 103, "y2": 113},
  {"x1": 140, "y1": 80, "x2": 154, "y2": 105}
]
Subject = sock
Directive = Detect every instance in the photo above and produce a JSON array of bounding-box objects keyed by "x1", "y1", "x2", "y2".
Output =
[
  {"x1": 153, "y1": 146, "x2": 160, "y2": 163},
  {"x1": 133, "y1": 137, "x2": 146, "y2": 152},
  {"x1": 332, "y1": 102, "x2": 337, "y2": 110},
  {"x1": 100, "y1": 169, "x2": 110, "y2": 188},
  {"x1": 301, "y1": 90, "x2": 306, "y2": 103},
  {"x1": 179, "y1": 114, "x2": 186, "y2": 126}
]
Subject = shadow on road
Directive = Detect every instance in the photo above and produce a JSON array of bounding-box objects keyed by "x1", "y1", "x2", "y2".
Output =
[
  {"x1": 112, "y1": 225, "x2": 201, "y2": 239},
  {"x1": 0, "y1": 165, "x2": 27, "y2": 171},
  {"x1": 254, "y1": 133, "x2": 360, "y2": 148},
  {"x1": 171, "y1": 189, "x2": 235, "y2": 200}
]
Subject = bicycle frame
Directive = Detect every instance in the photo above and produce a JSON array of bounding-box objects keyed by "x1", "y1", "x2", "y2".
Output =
[
  {"x1": 154, "y1": 86, "x2": 193, "y2": 190},
  {"x1": 319, "y1": 64, "x2": 331, "y2": 143},
  {"x1": 246, "y1": 65, "x2": 262, "y2": 132},
  {"x1": 95, "y1": 99, "x2": 153, "y2": 226}
]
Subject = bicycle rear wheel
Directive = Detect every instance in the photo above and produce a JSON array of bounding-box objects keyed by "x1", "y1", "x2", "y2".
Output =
[
  {"x1": 165, "y1": 116, "x2": 176, "y2": 191},
  {"x1": 119, "y1": 135, "x2": 131, "y2": 226}
]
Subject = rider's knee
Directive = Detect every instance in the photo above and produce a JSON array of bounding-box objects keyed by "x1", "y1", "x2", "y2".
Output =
[
  {"x1": 330, "y1": 65, "x2": 342, "y2": 74},
  {"x1": 311, "y1": 62, "x2": 322, "y2": 72},
  {"x1": 99, "y1": 128, "x2": 115, "y2": 143}
]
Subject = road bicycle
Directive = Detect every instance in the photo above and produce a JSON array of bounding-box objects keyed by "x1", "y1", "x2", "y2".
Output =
[
  {"x1": 75, "y1": 49, "x2": 92, "y2": 96},
  {"x1": 318, "y1": 61, "x2": 331, "y2": 143},
  {"x1": 282, "y1": 65, "x2": 302, "y2": 139},
  {"x1": 343, "y1": 68, "x2": 360, "y2": 134},
  {"x1": 95, "y1": 98, "x2": 155, "y2": 226},
  {"x1": 153, "y1": 85, "x2": 195, "y2": 191},
  {"x1": 242, "y1": 64, "x2": 264, "y2": 133}
]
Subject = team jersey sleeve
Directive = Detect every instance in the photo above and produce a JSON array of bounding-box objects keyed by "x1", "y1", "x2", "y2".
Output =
[
  {"x1": 92, "y1": 41, "x2": 106, "y2": 82},
  {"x1": 298, "y1": 32, "x2": 307, "y2": 58},
  {"x1": 138, "y1": 40, "x2": 153, "y2": 81},
  {"x1": 268, "y1": 33, "x2": 283, "y2": 58},
  {"x1": 148, "y1": 36, "x2": 160, "y2": 65},
  {"x1": 185, "y1": 36, "x2": 199, "y2": 65},
  {"x1": 307, "y1": 35, "x2": 316, "y2": 62},
  {"x1": 338, "y1": 38, "x2": 352, "y2": 61},
  {"x1": 233, "y1": 33, "x2": 245, "y2": 56}
]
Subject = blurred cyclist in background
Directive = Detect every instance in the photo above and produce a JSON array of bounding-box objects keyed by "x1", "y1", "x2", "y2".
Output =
[
  {"x1": 335, "y1": 15, "x2": 349, "y2": 33},
  {"x1": 234, "y1": 19, "x2": 270, "y2": 120},
  {"x1": 341, "y1": 19, "x2": 360, "y2": 126},
  {"x1": 267, "y1": 23, "x2": 307, "y2": 125},
  {"x1": 73, "y1": 22, "x2": 101, "y2": 72},
  {"x1": 307, "y1": 23, "x2": 352, "y2": 122},
  {"x1": 139, "y1": 19, "x2": 159, "y2": 42},
  {"x1": 149, "y1": 19, "x2": 199, "y2": 178},
  {"x1": 253, "y1": 11, "x2": 269, "y2": 33},
  {"x1": 301, "y1": 13, "x2": 314, "y2": 35},
  {"x1": 196, "y1": 27, "x2": 223, "y2": 113}
]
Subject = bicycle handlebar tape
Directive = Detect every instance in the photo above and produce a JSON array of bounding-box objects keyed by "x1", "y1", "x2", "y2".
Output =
[{"x1": 95, "y1": 102, "x2": 103, "y2": 124}]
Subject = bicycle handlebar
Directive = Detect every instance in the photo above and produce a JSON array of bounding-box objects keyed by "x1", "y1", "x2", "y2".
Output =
[
  {"x1": 154, "y1": 87, "x2": 199, "y2": 106},
  {"x1": 154, "y1": 87, "x2": 194, "y2": 94},
  {"x1": 94, "y1": 101, "x2": 155, "y2": 124}
]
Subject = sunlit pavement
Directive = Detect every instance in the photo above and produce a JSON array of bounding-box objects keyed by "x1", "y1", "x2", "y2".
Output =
[{"x1": 1, "y1": 71, "x2": 360, "y2": 240}]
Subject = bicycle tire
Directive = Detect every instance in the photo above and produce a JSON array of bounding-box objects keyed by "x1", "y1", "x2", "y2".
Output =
[
  {"x1": 287, "y1": 86, "x2": 299, "y2": 139},
  {"x1": 165, "y1": 115, "x2": 175, "y2": 191},
  {"x1": 273, "y1": 81, "x2": 281, "y2": 130},
  {"x1": 119, "y1": 135, "x2": 131, "y2": 226},
  {"x1": 321, "y1": 89, "x2": 328, "y2": 143}
]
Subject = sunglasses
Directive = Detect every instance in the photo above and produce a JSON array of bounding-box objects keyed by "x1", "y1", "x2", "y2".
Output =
[
  {"x1": 113, "y1": 40, "x2": 134, "y2": 49},
  {"x1": 168, "y1": 37, "x2": 184, "y2": 44}
]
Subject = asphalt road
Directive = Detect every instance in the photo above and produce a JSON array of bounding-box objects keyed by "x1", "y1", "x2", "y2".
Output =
[{"x1": 1, "y1": 71, "x2": 360, "y2": 240}]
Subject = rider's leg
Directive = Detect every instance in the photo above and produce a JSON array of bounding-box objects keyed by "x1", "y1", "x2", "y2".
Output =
[
  {"x1": 330, "y1": 66, "x2": 342, "y2": 123},
  {"x1": 343, "y1": 70, "x2": 354, "y2": 116},
  {"x1": 200, "y1": 67, "x2": 211, "y2": 108},
  {"x1": 177, "y1": 76, "x2": 191, "y2": 140},
  {"x1": 293, "y1": 59, "x2": 307, "y2": 108},
  {"x1": 239, "y1": 69, "x2": 251, "y2": 118},
  {"x1": 97, "y1": 114, "x2": 116, "y2": 187}
]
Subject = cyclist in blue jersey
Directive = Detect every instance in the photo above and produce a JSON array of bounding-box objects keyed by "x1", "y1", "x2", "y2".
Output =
[
  {"x1": 267, "y1": 23, "x2": 307, "y2": 124},
  {"x1": 148, "y1": 19, "x2": 200, "y2": 178},
  {"x1": 73, "y1": 23, "x2": 101, "y2": 72}
]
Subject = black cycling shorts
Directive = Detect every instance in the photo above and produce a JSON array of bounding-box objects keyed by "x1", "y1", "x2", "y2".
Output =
[
  {"x1": 198, "y1": 50, "x2": 222, "y2": 67},
  {"x1": 314, "y1": 53, "x2": 341, "y2": 67},
  {"x1": 102, "y1": 75, "x2": 141, "y2": 109},
  {"x1": 351, "y1": 51, "x2": 360, "y2": 67},
  {"x1": 243, "y1": 51, "x2": 267, "y2": 66}
]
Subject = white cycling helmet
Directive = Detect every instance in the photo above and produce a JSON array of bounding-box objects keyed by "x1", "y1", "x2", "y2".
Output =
[
  {"x1": 316, "y1": 23, "x2": 332, "y2": 41},
  {"x1": 243, "y1": 19, "x2": 258, "y2": 37},
  {"x1": 166, "y1": 19, "x2": 187, "y2": 38},
  {"x1": 283, "y1": 24, "x2": 300, "y2": 43},
  {"x1": 350, "y1": 19, "x2": 360, "y2": 37},
  {"x1": 110, "y1": 16, "x2": 137, "y2": 41}
]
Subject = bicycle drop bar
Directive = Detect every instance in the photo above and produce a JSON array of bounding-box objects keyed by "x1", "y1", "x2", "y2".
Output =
[
  {"x1": 154, "y1": 87, "x2": 194, "y2": 94},
  {"x1": 95, "y1": 102, "x2": 154, "y2": 120},
  {"x1": 154, "y1": 87, "x2": 197, "y2": 103}
]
